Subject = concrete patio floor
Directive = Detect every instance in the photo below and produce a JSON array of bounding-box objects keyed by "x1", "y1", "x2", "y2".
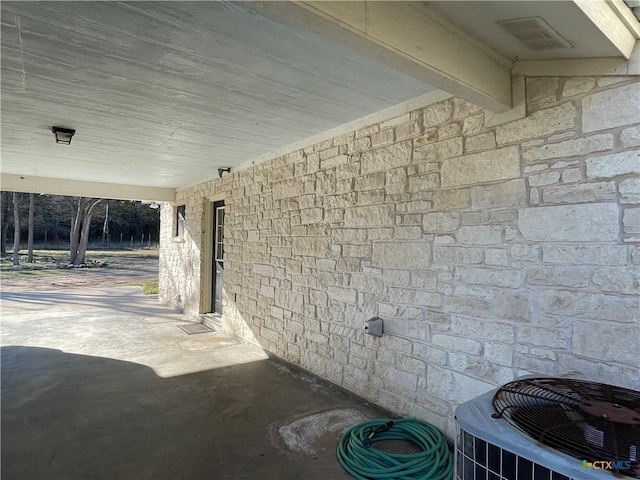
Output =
[{"x1": 0, "y1": 286, "x2": 382, "y2": 480}]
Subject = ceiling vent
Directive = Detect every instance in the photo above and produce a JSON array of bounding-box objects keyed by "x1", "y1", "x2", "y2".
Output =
[{"x1": 498, "y1": 17, "x2": 573, "y2": 51}]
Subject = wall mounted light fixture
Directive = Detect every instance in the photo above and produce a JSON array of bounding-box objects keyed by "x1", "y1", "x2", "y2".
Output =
[
  {"x1": 218, "y1": 167, "x2": 231, "y2": 178},
  {"x1": 52, "y1": 126, "x2": 76, "y2": 145}
]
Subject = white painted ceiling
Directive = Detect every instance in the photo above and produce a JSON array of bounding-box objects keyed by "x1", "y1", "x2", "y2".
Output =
[
  {"x1": 1, "y1": 1, "x2": 435, "y2": 189},
  {"x1": 1, "y1": 1, "x2": 637, "y2": 193}
]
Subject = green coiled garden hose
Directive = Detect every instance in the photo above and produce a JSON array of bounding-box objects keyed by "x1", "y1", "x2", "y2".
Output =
[{"x1": 337, "y1": 418, "x2": 453, "y2": 480}]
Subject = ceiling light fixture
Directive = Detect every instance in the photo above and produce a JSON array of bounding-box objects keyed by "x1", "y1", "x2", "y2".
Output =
[{"x1": 51, "y1": 126, "x2": 76, "y2": 145}]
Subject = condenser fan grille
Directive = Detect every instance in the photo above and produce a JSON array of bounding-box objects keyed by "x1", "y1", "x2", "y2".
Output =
[{"x1": 493, "y1": 378, "x2": 640, "y2": 478}]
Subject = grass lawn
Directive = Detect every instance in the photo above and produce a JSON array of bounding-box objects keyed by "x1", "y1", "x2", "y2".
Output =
[{"x1": 124, "y1": 279, "x2": 159, "y2": 295}]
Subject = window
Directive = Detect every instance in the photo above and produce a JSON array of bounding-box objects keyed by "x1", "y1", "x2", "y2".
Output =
[
  {"x1": 176, "y1": 205, "x2": 186, "y2": 237},
  {"x1": 215, "y1": 205, "x2": 225, "y2": 261}
]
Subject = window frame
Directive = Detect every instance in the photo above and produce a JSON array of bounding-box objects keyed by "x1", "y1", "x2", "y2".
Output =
[{"x1": 175, "y1": 204, "x2": 186, "y2": 237}]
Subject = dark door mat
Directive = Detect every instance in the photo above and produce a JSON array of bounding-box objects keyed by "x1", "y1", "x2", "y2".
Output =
[{"x1": 177, "y1": 323, "x2": 213, "y2": 335}]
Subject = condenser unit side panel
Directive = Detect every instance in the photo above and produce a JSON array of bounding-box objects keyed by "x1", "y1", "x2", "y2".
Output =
[{"x1": 456, "y1": 424, "x2": 575, "y2": 480}]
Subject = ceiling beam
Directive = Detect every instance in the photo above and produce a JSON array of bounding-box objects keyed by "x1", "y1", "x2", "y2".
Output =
[
  {"x1": 1, "y1": 174, "x2": 175, "y2": 202},
  {"x1": 573, "y1": 0, "x2": 639, "y2": 60},
  {"x1": 513, "y1": 40, "x2": 640, "y2": 76},
  {"x1": 254, "y1": 1, "x2": 514, "y2": 113},
  {"x1": 608, "y1": 0, "x2": 640, "y2": 37}
]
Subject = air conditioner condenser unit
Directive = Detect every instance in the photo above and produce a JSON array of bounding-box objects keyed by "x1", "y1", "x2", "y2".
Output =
[{"x1": 455, "y1": 377, "x2": 639, "y2": 480}]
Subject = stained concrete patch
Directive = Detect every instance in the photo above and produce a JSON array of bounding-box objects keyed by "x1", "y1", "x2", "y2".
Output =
[
  {"x1": 179, "y1": 334, "x2": 238, "y2": 351},
  {"x1": 278, "y1": 408, "x2": 368, "y2": 455}
]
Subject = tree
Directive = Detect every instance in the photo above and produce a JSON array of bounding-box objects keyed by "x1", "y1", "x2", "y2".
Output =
[
  {"x1": 0, "y1": 193, "x2": 159, "y2": 252},
  {"x1": 12, "y1": 192, "x2": 20, "y2": 268},
  {"x1": 108, "y1": 200, "x2": 160, "y2": 243},
  {"x1": 76, "y1": 199, "x2": 102, "y2": 266},
  {"x1": 102, "y1": 202, "x2": 110, "y2": 247},
  {"x1": 27, "y1": 193, "x2": 35, "y2": 262},
  {"x1": 43, "y1": 194, "x2": 78, "y2": 248},
  {"x1": 1, "y1": 191, "x2": 13, "y2": 254},
  {"x1": 70, "y1": 197, "x2": 102, "y2": 266},
  {"x1": 69, "y1": 197, "x2": 83, "y2": 264}
]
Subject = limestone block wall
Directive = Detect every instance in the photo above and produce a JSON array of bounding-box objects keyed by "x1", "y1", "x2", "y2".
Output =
[{"x1": 159, "y1": 76, "x2": 639, "y2": 438}]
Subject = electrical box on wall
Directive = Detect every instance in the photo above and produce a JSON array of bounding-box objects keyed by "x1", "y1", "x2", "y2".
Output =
[{"x1": 364, "y1": 317, "x2": 383, "y2": 337}]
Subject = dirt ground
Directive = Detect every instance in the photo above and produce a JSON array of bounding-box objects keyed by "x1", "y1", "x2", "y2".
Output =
[{"x1": 0, "y1": 249, "x2": 159, "y2": 292}]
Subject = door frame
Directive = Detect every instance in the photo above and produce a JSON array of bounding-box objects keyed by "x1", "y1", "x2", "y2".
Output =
[{"x1": 201, "y1": 194, "x2": 225, "y2": 314}]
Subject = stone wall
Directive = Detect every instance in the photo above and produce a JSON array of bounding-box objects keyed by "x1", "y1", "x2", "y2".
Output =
[{"x1": 160, "y1": 76, "x2": 639, "y2": 438}]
